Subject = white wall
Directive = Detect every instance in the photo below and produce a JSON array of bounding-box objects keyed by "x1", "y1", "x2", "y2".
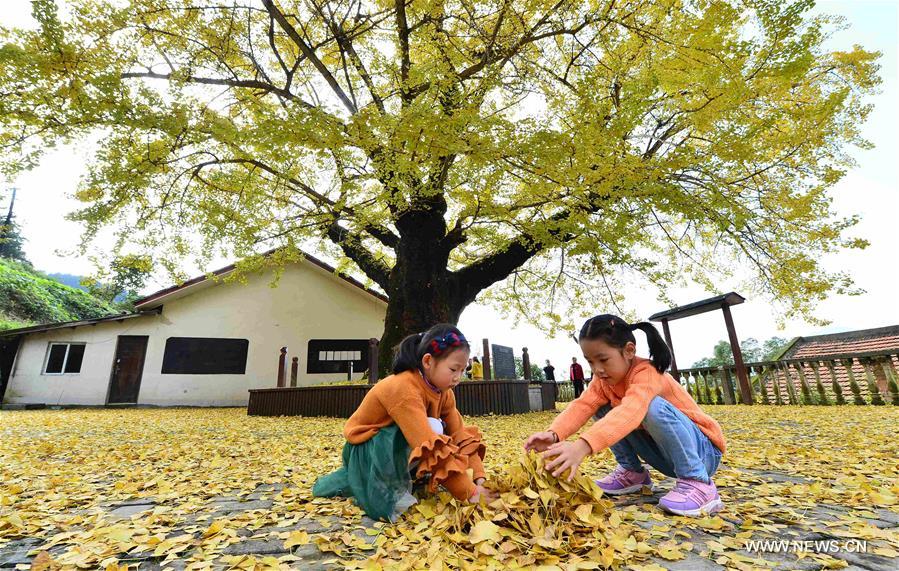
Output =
[{"x1": 4, "y1": 262, "x2": 386, "y2": 406}]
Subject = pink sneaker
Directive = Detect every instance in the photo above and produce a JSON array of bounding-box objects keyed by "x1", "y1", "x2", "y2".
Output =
[
  {"x1": 595, "y1": 465, "x2": 653, "y2": 495},
  {"x1": 659, "y1": 479, "x2": 724, "y2": 517}
]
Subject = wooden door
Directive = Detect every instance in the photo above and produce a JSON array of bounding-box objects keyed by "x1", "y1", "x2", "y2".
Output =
[{"x1": 108, "y1": 336, "x2": 148, "y2": 404}]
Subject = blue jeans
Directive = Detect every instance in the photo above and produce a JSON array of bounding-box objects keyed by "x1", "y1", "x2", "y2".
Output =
[{"x1": 595, "y1": 397, "x2": 722, "y2": 482}]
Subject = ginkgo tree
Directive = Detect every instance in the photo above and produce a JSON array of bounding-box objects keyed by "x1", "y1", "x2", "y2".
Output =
[{"x1": 0, "y1": 0, "x2": 879, "y2": 372}]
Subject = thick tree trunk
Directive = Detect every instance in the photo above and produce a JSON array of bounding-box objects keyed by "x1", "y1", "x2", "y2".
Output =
[
  {"x1": 377, "y1": 276, "x2": 463, "y2": 378},
  {"x1": 375, "y1": 209, "x2": 466, "y2": 378}
]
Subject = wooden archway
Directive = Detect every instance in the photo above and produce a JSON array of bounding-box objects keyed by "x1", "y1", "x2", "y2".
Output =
[{"x1": 649, "y1": 292, "x2": 753, "y2": 405}]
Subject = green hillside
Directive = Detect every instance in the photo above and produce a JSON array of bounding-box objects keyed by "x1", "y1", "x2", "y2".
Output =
[{"x1": 0, "y1": 258, "x2": 120, "y2": 332}]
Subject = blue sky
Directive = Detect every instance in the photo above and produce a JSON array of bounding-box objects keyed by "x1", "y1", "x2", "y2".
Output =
[{"x1": 3, "y1": 1, "x2": 898, "y2": 369}]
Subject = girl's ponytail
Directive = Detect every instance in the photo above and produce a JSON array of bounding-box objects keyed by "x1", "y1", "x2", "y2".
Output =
[
  {"x1": 392, "y1": 332, "x2": 425, "y2": 374},
  {"x1": 579, "y1": 314, "x2": 672, "y2": 373},
  {"x1": 629, "y1": 322, "x2": 672, "y2": 373}
]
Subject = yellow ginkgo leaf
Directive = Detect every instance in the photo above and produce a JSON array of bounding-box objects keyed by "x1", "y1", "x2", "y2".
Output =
[
  {"x1": 469, "y1": 520, "x2": 501, "y2": 544},
  {"x1": 283, "y1": 530, "x2": 310, "y2": 549}
]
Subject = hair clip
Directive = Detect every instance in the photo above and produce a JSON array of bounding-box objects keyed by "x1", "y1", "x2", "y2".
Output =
[{"x1": 428, "y1": 331, "x2": 467, "y2": 356}]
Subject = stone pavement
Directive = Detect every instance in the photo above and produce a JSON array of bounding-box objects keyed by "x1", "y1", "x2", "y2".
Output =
[{"x1": 2, "y1": 469, "x2": 896, "y2": 570}]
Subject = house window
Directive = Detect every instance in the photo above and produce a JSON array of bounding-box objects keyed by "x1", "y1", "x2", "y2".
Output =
[
  {"x1": 307, "y1": 340, "x2": 369, "y2": 374},
  {"x1": 161, "y1": 337, "x2": 249, "y2": 374},
  {"x1": 43, "y1": 343, "x2": 86, "y2": 374}
]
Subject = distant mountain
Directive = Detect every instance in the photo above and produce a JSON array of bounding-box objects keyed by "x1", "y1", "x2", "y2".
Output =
[
  {"x1": 44, "y1": 272, "x2": 130, "y2": 303},
  {"x1": 0, "y1": 258, "x2": 121, "y2": 332},
  {"x1": 45, "y1": 272, "x2": 87, "y2": 291}
]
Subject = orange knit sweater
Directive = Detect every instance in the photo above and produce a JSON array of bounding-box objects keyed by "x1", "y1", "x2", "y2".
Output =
[
  {"x1": 344, "y1": 370, "x2": 486, "y2": 500},
  {"x1": 549, "y1": 357, "x2": 726, "y2": 454}
]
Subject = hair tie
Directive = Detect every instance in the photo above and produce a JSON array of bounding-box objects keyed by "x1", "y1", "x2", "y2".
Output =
[{"x1": 428, "y1": 331, "x2": 467, "y2": 356}]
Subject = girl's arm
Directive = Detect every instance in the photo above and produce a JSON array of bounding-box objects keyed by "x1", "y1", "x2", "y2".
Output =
[
  {"x1": 547, "y1": 378, "x2": 609, "y2": 441},
  {"x1": 441, "y1": 391, "x2": 487, "y2": 482},
  {"x1": 387, "y1": 396, "x2": 478, "y2": 500}
]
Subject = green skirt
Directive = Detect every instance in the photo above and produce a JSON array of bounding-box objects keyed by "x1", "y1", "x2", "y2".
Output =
[{"x1": 312, "y1": 425, "x2": 416, "y2": 522}]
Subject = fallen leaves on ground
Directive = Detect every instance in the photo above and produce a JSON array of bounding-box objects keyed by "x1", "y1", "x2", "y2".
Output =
[
  {"x1": 339, "y1": 452, "x2": 665, "y2": 569},
  {"x1": 0, "y1": 406, "x2": 897, "y2": 570}
]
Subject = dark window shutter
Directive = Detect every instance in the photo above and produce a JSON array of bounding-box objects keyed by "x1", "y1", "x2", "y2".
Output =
[
  {"x1": 161, "y1": 338, "x2": 249, "y2": 374},
  {"x1": 46, "y1": 344, "x2": 67, "y2": 374},
  {"x1": 64, "y1": 345, "x2": 85, "y2": 373}
]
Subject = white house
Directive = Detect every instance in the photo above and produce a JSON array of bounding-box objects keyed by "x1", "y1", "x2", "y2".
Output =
[{"x1": 0, "y1": 252, "x2": 387, "y2": 407}]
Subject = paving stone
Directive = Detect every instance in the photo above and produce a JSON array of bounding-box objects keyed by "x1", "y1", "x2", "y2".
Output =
[
  {"x1": 102, "y1": 497, "x2": 157, "y2": 508},
  {"x1": 650, "y1": 552, "x2": 721, "y2": 570},
  {"x1": 116, "y1": 551, "x2": 158, "y2": 563},
  {"x1": 765, "y1": 551, "x2": 833, "y2": 570},
  {"x1": 108, "y1": 503, "x2": 154, "y2": 519},
  {"x1": 832, "y1": 550, "x2": 899, "y2": 571},
  {"x1": 752, "y1": 471, "x2": 813, "y2": 484},
  {"x1": 859, "y1": 517, "x2": 899, "y2": 529},
  {"x1": 212, "y1": 500, "x2": 273, "y2": 514},
  {"x1": 287, "y1": 559, "x2": 335, "y2": 571},
  {"x1": 221, "y1": 538, "x2": 289, "y2": 556},
  {"x1": 870, "y1": 509, "x2": 899, "y2": 524},
  {"x1": 254, "y1": 483, "x2": 286, "y2": 492},
  {"x1": 864, "y1": 509, "x2": 899, "y2": 527},
  {"x1": 128, "y1": 559, "x2": 188, "y2": 571},
  {"x1": 209, "y1": 495, "x2": 243, "y2": 503},
  {"x1": 246, "y1": 517, "x2": 342, "y2": 537},
  {"x1": 806, "y1": 506, "x2": 899, "y2": 529},
  {"x1": 0, "y1": 538, "x2": 42, "y2": 568}
]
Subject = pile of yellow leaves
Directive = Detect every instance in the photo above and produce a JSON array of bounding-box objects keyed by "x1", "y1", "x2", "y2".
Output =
[{"x1": 340, "y1": 452, "x2": 668, "y2": 570}]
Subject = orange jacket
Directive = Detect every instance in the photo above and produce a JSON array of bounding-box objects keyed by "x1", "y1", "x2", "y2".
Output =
[
  {"x1": 344, "y1": 370, "x2": 486, "y2": 500},
  {"x1": 550, "y1": 357, "x2": 726, "y2": 454}
]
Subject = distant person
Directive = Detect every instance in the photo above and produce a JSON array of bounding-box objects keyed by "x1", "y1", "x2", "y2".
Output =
[
  {"x1": 465, "y1": 358, "x2": 473, "y2": 379},
  {"x1": 543, "y1": 360, "x2": 556, "y2": 382},
  {"x1": 471, "y1": 356, "x2": 484, "y2": 380},
  {"x1": 524, "y1": 314, "x2": 726, "y2": 518},
  {"x1": 570, "y1": 357, "x2": 585, "y2": 398}
]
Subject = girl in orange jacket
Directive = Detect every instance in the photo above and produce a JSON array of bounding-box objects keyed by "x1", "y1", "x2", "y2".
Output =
[{"x1": 314, "y1": 324, "x2": 495, "y2": 521}]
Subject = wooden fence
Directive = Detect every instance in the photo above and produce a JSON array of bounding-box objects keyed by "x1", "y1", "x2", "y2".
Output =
[
  {"x1": 676, "y1": 350, "x2": 899, "y2": 405},
  {"x1": 249, "y1": 379, "x2": 558, "y2": 417},
  {"x1": 250, "y1": 339, "x2": 563, "y2": 416},
  {"x1": 248, "y1": 384, "x2": 371, "y2": 417}
]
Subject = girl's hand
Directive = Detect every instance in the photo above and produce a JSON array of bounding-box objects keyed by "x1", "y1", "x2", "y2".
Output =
[
  {"x1": 469, "y1": 482, "x2": 498, "y2": 503},
  {"x1": 541, "y1": 439, "x2": 592, "y2": 481},
  {"x1": 523, "y1": 430, "x2": 557, "y2": 452}
]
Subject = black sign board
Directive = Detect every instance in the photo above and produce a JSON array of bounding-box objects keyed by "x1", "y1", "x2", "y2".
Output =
[{"x1": 491, "y1": 344, "x2": 516, "y2": 379}]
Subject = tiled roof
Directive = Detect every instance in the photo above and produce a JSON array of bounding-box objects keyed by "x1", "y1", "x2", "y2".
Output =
[
  {"x1": 781, "y1": 325, "x2": 899, "y2": 360},
  {"x1": 761, "y1": 356, "x2": 897, "y2": 402}
]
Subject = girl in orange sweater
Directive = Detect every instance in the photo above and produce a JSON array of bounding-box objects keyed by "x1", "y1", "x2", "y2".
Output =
[
  {"x1": 524, "y1": 314, "x2": 726, "y2": 517},
  {"x1": 313, "y1": 324, "x2": 496, "y2": 521}
]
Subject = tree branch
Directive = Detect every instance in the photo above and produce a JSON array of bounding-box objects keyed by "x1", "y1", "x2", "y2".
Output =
[
  {"x1": 326, "y1": 222, "x2": 391, "y2": 290},
  {"x1": 451, "y1": 188, "x2": 614, "y2": 304},
  {"x1": 396, "y1": 0, "x2": 411, "y2": 104},
  {"x1": 194, "y1": 157, "x2": 399, "y2": 249},
  {"x1": 406, "y1": 0, "x2": 570, "y2": 99},
  {"x1": 262, "y1": 0, "x2": 358, "y2": 114},
  {"x1": 120, "y1": 70, "x2": 313, "y2": 107},
  {"x1": 316, "y1": 1, "x2": 385, "y2": 113}
]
